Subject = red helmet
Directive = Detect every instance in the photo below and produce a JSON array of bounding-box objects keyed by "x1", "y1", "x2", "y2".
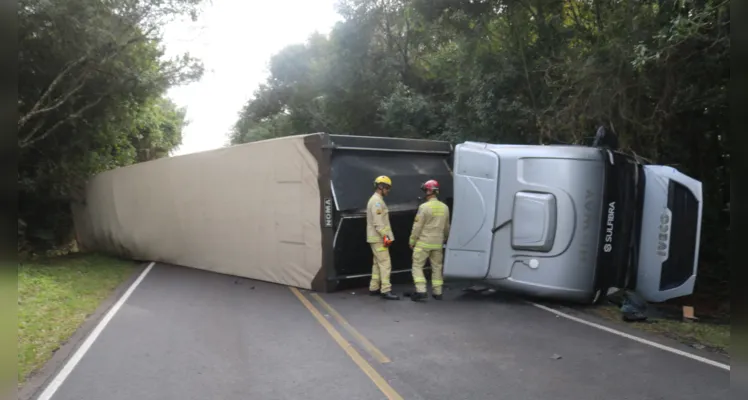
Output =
[{"x1": 421, "y1": 179, "x2": 440, "y2": 192}]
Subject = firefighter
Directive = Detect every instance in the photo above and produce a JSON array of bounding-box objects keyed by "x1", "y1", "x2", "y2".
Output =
[
  {"x1": 367, "y1": 175, "x2": 400, "y2": 300},
  {"x1": 409, "y1": 179, "x2": 450, "y2": 301}
]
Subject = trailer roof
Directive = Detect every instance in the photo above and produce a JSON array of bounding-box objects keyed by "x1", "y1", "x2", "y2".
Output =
[{"x1": 329, "y1": 134, "x2": 452, "y2": 155}]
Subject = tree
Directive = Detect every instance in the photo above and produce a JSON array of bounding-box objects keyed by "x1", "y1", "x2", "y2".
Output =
[
  {"x1": 18, "y1": 0, "x2": 206, "y2": 251},
  {"x1": 18, "y1": 0, "x2": 203, "y2": 149}
]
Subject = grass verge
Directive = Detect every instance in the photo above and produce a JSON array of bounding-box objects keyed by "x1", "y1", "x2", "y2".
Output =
[
  {"x1": 0, "y1": 268, "x2": 17, "y2": 393},
  {"x1": 589, "y1": 304, "x2": 730, "y2": 354},
  {"x1": 18, "y1": 253, "x2": 138, "y2": 385}
]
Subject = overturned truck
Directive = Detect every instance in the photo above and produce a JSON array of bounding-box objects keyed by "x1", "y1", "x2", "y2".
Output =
[
  {"x1": 73, "y1": 132, "x2": 702, "y2": 303},
  {"x1": 72, "y1": 133, "x2": 453, "y2": 293}
]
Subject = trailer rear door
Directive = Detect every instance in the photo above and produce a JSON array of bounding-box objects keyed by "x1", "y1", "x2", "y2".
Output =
[{"x1": 327, "y1": 135, "x2": 454, "y2": 285}]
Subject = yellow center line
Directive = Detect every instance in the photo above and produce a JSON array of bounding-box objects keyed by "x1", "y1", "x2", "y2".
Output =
[
  {"x1": 310, "y1": 293, "x2": 392, "y2": 364},
  {"x1": 289, "y1": 287, "x2": 403, "y2": 400}
]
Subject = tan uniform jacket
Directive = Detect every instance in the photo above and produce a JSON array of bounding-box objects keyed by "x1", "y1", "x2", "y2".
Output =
[
  {"x1": 366, "y1": 193, "x2": 394, "y2": 243},
  {"x1": 409, "y1": 198, "x2": 450, "y2": 249}
]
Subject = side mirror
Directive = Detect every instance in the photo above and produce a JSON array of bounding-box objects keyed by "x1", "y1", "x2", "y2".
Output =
[{"x1": 592, "y1": 125, "x2": 619, "y2": 151}]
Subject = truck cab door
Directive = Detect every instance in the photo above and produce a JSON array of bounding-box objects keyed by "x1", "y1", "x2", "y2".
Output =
[{"x1": 444, "y1": 143, "x2": 500, "y2": 280}]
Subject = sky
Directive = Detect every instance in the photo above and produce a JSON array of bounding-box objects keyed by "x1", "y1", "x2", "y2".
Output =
[{"x1": 161, "y1": 0, "x2": 343, "y2": 156}]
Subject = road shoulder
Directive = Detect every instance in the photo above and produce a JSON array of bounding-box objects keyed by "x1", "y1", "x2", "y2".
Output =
[
  {"x1": 18, "y1": 261, "x2": 146, "y2": 400},
  {"x1": 535, "y1": 300, "x2": 731, "y2": 365}
]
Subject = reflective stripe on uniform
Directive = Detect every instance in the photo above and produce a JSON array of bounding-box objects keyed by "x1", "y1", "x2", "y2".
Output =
[
  {"x1": 368, "y1": 236, "x2": 382, "y2": 242},
  {"x1": 372, "y1": 274, "x2": 380, "y2": 279},
  {"x1": 415, "y1": 242, "x2": 442, "y2": 250},
  {"x1": 432, "y1": 279, "x2": 444, "y2": 286},
  {"x1": 413, "y1": 277, "x2": 427, "y2": 283},
  {"x1": 377, "y1": 247, "x2": 388, "y2": 252},
  {"x1": 428, "y1": 202, "x2": 446, "y2": 216}
]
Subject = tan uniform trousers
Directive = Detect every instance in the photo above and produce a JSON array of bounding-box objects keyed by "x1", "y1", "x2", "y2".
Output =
[
  {"x1": 369, "y1": 243, "x2": 393, "y2": 293},
  {"x1": 411, "y1": 247, "x2": 444, "y2": 295}
]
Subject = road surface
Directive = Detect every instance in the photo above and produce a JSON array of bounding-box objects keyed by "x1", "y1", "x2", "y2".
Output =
[{"x1": 28, "y1": 263, "x2": 730, "y2": 400}]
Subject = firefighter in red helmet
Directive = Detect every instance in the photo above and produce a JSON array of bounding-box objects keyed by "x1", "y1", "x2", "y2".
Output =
[{"x1": 408, "y1": 179, "x2": 450, "y2": 301}]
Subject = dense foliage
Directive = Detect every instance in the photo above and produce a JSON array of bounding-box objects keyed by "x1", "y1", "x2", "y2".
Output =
[
  {"x1": 232, "y1": 0, "x2": 730, "y2": 297},
  {"x1": 18, "y1": 0, "x2": 204, "y2": 251}
]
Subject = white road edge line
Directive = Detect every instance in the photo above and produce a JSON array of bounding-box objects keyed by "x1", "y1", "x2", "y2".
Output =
[
  {"x1": 530, "y1": 302, "x2": 730, "y2": 371},
  {"x1": 37, "y1": 262, "x2": 156, "y2": 400}
]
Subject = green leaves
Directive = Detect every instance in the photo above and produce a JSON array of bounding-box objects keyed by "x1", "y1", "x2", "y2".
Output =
[
  {"x1": 19, "y1": 0, "x2": 207, "y2": 251},
  {"x1": 18, "y1": 0, "x2": 204, "y2": 149},
  {"x1": 129, "y1": 98, "x2": 187, "y2": 161}
]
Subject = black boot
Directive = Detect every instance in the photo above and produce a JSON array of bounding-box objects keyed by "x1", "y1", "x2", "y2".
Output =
[
  {"x1": 369, "y1": 289, "x2": 380, "y2": 296},
  {"x1": 381, "y1": 291, "x2": 400, "y2": 300},
  {"x1": 432, "y1": 293, "x2": 443, "y2": 300},
  {"x1": 411, "y1": 292, "x2": 428, "y2": 302}
]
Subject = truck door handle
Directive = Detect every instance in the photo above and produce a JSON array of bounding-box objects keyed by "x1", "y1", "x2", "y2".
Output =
[{"x1": 491, "y1": 220, "x2": 511, "y2": 234}]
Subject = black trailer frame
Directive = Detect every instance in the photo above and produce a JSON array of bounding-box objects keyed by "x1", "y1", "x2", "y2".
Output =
[{"x1": 304, "y1": 134, "x2": 454, "y2": 292}]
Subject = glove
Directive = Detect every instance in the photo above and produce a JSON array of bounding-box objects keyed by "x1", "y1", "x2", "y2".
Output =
[{"x1": 383, "y1": 236, "x2": 394, "y2": 248}]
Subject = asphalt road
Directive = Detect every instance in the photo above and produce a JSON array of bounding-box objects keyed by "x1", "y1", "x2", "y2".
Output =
[{"x1": 40, "y1": 263, "x2": 729, "y2": 400}]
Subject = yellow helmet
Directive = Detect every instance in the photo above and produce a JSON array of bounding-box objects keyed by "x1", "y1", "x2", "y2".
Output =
[{"x1": 374, "y1": 175, "x2": 392, "y2": 187}]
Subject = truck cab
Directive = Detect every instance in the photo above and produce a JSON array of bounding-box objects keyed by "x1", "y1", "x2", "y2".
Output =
[{"x1": 444, "y1": 142, "x2": 702, "y2": 304}]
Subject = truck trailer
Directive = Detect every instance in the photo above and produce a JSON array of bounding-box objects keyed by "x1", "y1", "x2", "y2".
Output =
[{"x1": 72, "y1": 133, "x2": 453, "y2": 293}]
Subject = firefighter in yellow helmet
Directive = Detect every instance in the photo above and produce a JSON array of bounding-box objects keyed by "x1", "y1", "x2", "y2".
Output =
[
  {"x1": 366, "y1": 175, "x2": 400, "y2": 300},
  {"x1": 409, "y1": 179, "x2": 450, "y2": 301}
]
